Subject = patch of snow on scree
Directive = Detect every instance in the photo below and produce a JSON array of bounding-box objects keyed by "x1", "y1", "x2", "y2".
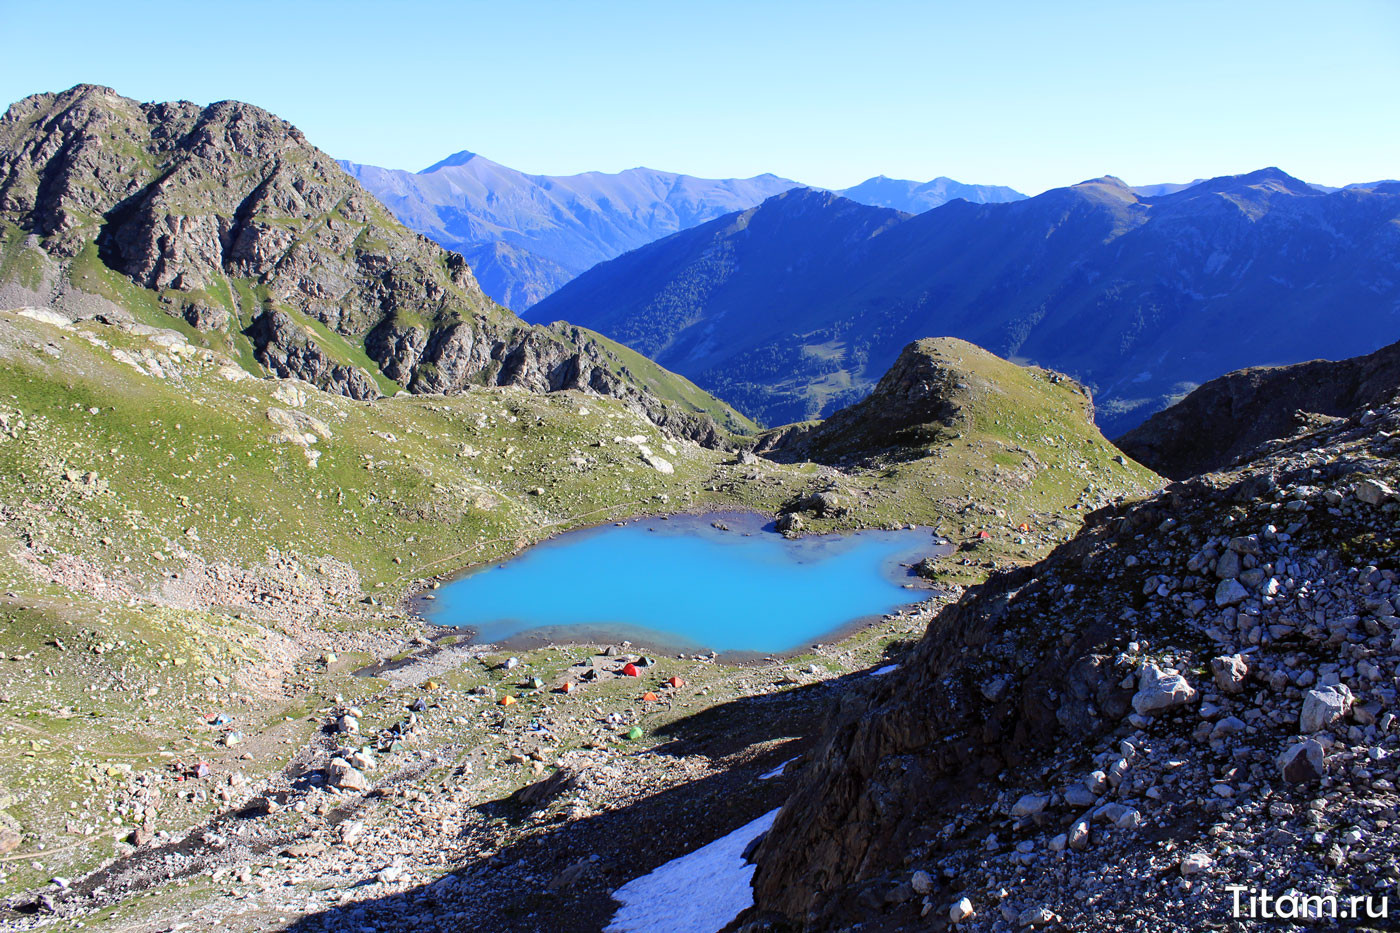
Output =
[
  {"x1": 759, "y1": 757, "x2": 797, "y2": 780},
  {"x1": 605, "y1": 808, "x2": 780, "y2": 933}
]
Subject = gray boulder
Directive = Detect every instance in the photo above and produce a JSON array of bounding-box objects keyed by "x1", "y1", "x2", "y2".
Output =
[
  {"x1": 1278, "y1": 739, "x2": 1327, "y2": 783},
  {"x1": 1210, "y1": 654, "x2": 1249, "y2": 694},
  {"x1": 1299, "y1": 684, "x2": 1352, "y2": 733},
  {"x1": 1214, "y1": 579, "x2": 1250, "y2": 607},
  {"x1": 1132, "y1": 663, "x2": 1198, "y2": 716},
  {"x1": 327, "y1": 758, "x2": 371, "y2": 792}
]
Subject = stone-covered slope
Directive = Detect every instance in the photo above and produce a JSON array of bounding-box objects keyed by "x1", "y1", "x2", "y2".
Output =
[
  {"x1": 0, "y1": 85, "x2": 749, "y2": 441},
  {"x1": 746, "y1": 383, "x2": 1400, "y2": 929},
  {"x1": 1116, "y1": 338, "x2": 1400, "y2": 480}
]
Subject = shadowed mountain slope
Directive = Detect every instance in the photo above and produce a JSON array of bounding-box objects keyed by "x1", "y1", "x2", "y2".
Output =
[
  {"x1": 1116, "y1": 338, "x2": 1400, "y2": 479},
  {"x1": 531, "y1": 171, "x2": 1400, "y2": 433},
  {"x1": 341, "y1": 154, "x2": 801, "y2": 310}
]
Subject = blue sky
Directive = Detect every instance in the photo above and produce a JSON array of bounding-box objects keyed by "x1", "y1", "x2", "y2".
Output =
[{"x1": 1, "y1": 0, "x2": 1395, "y2": 194}]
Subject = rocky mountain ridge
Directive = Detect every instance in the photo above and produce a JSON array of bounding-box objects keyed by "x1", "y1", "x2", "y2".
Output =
[
  {"x1": 1116, "y1": 338, "x2": 1400, "y2": 480},
  {"x1": 836, "y1": 174, "x2": 1024, "y2": 213},
  {"x1": 743, "y1": 364, "x2": 1400, "y2": 930},
  {"x1": 758, "y1": 337, "x2": 1092, "y2": 467},
  {"x1": 0, "y1": 84, "x2": 749, "y2": 442},
  {"x1": 530, "y1": 169, "x2": 1400, "y2": 433}
]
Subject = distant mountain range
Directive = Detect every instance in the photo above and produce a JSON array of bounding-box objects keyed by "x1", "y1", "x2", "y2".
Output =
[
  {"x1": 1132, "y1": 178, "x2": 1399, "y2": 197},
  {"x1": 340, "y1": 154, "x2": 799, "y2": 310},
  {"x1": 837, "y1": 175, "x2": 1024, "y2": 212},
  {"x1": 342, "y1": 153, "x2": 1023, "y2": 309},
  {"x1": 527, "y1": 168, "x2": 1400, "y2": 434}
]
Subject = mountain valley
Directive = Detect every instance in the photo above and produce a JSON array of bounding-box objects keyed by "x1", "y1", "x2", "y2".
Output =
[
  {"x1": 0, "y1": 77, "x2": 1397, "y2": 933},
  {"x1": 531, "y1": 172, "x2": 1400, "y2": 435},
  {"x1": 0, "y1": 84, "x2": 1170, "y2": 933}
]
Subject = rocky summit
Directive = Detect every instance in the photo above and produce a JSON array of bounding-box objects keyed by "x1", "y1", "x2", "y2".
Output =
[
  {"x1": 741, "y1": 363, "x2": 1400, "y2": 931},
  {"x1": 0, "y1": 85, "x2": 749, "y2": 442},
  {"x1": 759, "y1": 337, "x2": 1093, "y2": 467}
]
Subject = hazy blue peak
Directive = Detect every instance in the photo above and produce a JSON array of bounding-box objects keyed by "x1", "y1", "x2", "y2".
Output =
[
  {"x1": 1149, "y1": 167, "x2": 1320, "y2": 201},
  {"x1": 835, "y1": 175, "x2": 1026, "y2": 213},
  {"x1": 343, "y1": 152, "x2": 800, "y2": 310},
  {"x1": 1217, "y1": 166, "x2": 1317, "y2": 194},
  {"x1": 421, "y1": 149, "x2": 481, "y2": 173}
]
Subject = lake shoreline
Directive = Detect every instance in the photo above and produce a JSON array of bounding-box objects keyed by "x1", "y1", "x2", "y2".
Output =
[{"x1": 399, "y1": 508, "x2": 951, "y2": 663}]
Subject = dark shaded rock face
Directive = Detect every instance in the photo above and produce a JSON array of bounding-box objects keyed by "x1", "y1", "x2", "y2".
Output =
[
  {"x1": 747, "y1": 386, "x2": 1400, "y2": 930},
  {"x1": 1115, "y1": 339, "x2": 1400, "y2": 479},
  {"x1": 747, "y1": 533, "x2": 1137, "y2": 924},
  {"x1": 245, "y1": 311, "x2": 379, "y2": 400},
  {"x1": 0, "y1": 85, "x2": 732, "y2": 445}
]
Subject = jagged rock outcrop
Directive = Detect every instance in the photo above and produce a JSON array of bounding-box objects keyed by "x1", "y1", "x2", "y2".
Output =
[
  {"x1": 245, "y1": 310, "x2": 379, "y2": 400},
  {"x1": 757, "y1": 337, "x2": 1091, "y2": 465},
  {"x1": 747, "y1": 385, "x2": 1400, "y2": 929},
  {"x1": 1116, "y1": 338, "x2": 1400, "y2": 479},
  {"x1": 0, "y1": 84, "x2": 740, "y2": 444}
]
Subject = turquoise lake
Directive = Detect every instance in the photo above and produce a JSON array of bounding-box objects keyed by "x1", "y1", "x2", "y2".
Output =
[{"x1": 422, "y1": 512, "x2": 946, "y2": 654}]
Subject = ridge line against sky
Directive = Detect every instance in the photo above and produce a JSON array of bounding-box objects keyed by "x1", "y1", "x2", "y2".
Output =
[{"x1": 1, "y1": 0, "x2": 1396, "y2": 196}]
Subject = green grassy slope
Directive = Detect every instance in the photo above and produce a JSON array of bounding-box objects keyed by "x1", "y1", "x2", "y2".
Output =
[{"x1": 574, "y1": 325, "x2": 761, "y2": 433}]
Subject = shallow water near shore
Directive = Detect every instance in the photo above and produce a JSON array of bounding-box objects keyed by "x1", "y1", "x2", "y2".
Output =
[{"x1": 422, "y1": 511, "x2": 947, "y2": 654}]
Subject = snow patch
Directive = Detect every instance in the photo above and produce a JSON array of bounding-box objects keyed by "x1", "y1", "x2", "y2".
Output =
[
  {"x1": 870, "y1": 664, "x2": 899, "y2": 677},
  {"x1": 759, "y1": 757, "x2": 797, "y2": 780},
  {"x1": 605, "y1": 808, "x2": 780, "y2": 933}
]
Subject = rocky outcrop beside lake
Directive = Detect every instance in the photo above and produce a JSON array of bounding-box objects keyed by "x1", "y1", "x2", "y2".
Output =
[{"x1": 758, "y1": 336, "x2": 1093, "y2": 466}]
